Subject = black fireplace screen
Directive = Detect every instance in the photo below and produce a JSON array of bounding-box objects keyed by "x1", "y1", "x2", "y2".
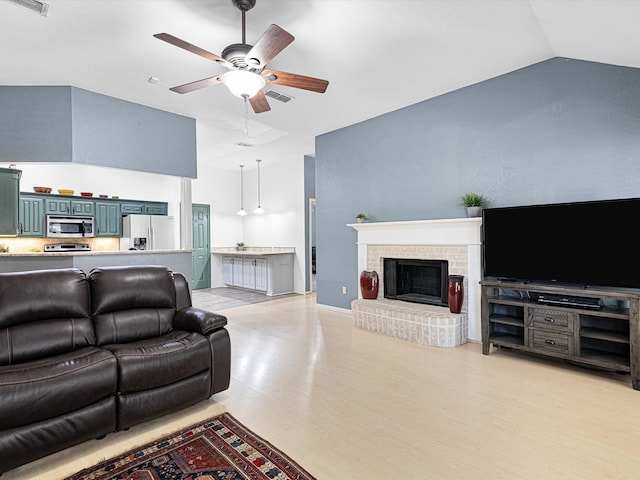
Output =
[{"x1": 383, "y1": 258, "x2": 449, "y2": 307}]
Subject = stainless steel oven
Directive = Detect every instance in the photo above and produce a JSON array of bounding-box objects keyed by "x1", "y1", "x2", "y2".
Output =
[{"x1": 46, "y1": 215, "x2": 95, "y2": 238}]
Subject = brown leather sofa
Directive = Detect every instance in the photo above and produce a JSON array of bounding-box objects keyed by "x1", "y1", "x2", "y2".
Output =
[{"x1": 0, "y1": 265, "x2": 231, "y2": 475}]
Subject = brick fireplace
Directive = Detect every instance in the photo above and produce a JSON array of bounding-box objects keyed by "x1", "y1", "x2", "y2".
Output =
[{"x1": 349, "y1": 218, "x2": 482, "y2": 346}]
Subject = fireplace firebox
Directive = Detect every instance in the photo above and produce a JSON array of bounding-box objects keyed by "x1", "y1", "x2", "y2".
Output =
[{"x1": 383, "y1": 258, "x2": 449, "y2": 307}]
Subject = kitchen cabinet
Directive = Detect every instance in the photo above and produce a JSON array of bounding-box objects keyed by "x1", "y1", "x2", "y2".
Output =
[
  {"x1": 242, "y1": 258, "x2": 257, "y2": 290},
  {"x1": 0, "y1": 168, "x2": 21, "y2": 236},
  {"x1": 222, "y1": 256, "x2": 234, "y2": 285},
  {"x1": 18, "y1": 195, "x2": 45, "y2": 237},
  {"x1": 255, "y1": 258, "x2": 268, "y2": 291},
  {"x1": 231, "y1": 256, "x2": 243, "y2": 287},
  {"x1": 120, "y1": 201, "x2": 167, "y2": 215},
  {"x1": 95, "y1": 201, "x2": 122, "y2": 237},
  {"x1": 45, "y1": 198, "x2": 95, "y2": 216},
  {"x1": 222, "y1": 254, "x2": 293, "y2": 296}
]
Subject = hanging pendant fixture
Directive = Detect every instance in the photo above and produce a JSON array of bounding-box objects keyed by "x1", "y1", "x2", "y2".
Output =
[
  {"x1": 237, "y1": 164, "x2": 248, "y2": 216},
  {"x1": 254, "y1": 159, "x2": 265, "y2": 214}
]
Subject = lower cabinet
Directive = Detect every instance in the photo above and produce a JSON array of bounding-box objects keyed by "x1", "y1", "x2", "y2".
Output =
[
  {"x1": 222, "y1": 254, "x2": 293, "y2": 296},
  {"x1": 481, "y1": 280, "x2": 640, "y2": 390}
]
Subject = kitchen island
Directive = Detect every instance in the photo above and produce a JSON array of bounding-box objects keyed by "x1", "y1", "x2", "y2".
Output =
[
  {"x1": 211, "y1": 247, "x2": 295, "y2": 296},
  {"x1": 0, "y1": 249, "x2": 192, "y2": 281}
]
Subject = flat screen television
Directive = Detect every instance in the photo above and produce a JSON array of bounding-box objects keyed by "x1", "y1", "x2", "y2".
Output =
[{"x1": 482, "y1": 197, "x2": 640, "y2": 290}]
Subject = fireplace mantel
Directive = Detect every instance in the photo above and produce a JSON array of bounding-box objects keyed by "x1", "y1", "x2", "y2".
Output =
[
  {"x1": 349, "y1": 217, "x2": 482, "y2": 341},
  {"x1": 348, "y1": 217, "x2": 482, "y2": 245}
]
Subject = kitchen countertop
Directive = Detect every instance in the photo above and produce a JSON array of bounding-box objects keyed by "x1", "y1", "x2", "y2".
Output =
[
  {"x1": 0, "y1": 249, "x2": 192, "y2": 257},
  {"x1": 211, "y1": 247, "x2": 295, "y2": 256}
]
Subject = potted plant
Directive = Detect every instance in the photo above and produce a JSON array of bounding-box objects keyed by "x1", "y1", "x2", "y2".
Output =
[
  {"x1": 356, "y1": 213, "x2": 367, "y2": 224},
  {"x1": 461, "y1": 193, "x2": 488, "y2": 217},
  {"x1": 236, "y1": 242, "x2": 246, "y2": 251}
]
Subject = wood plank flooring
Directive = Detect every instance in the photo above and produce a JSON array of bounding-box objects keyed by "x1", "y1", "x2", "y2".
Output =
[{"x1": 6, "y1": 292, "x2": 640, "y2": 479}]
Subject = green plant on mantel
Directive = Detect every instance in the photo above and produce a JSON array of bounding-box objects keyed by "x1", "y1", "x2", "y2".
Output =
[
  {"x1": 461, "y1": 193, "x2": 489, "y2": 207},
  {"x1": 356, "y1": 213, "x2": 367, "y2": 223}
]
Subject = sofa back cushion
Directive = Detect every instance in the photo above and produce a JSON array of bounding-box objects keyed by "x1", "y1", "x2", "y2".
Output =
[
  {"x1": 89, "y1": 265, "x2": 176, "y2": 345},
  {"x1": 0, "y1": 268, "x2": 94, "y2": 365}
]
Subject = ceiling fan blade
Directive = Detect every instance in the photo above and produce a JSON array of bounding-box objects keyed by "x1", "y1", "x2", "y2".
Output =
[
  {"x1": 249, "y1": 90, "x2": 271, "y2": 113},
  {"x1": 245, "y1": 24, "x2": 294, "y2": 68},
  {"x1": 262, "y1": 69, "x2": 329, "y2": 94},
  {"x1": 153, "y1": 33, "x2": 232, "y2": 67},
  {"x1": 170, "y1": 75, "x2": 223, "y2": 94}
]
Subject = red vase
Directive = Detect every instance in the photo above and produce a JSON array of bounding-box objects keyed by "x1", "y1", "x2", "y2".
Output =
[
  {"x1": 448, "y1": 275, "x2": 464, "y2": 314},
  {"x1": 360, "y1": 270, "x2": 379, "y2": 299}
]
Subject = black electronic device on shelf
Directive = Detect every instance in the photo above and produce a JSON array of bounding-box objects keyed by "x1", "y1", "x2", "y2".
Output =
[{"x1": 529, "y1": 292, "x2": 603, "y2": 310}]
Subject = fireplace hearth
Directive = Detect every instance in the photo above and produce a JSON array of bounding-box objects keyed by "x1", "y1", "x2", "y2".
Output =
[{"x1": 384, "y1": 258, "x2": 449, "y2": 307}]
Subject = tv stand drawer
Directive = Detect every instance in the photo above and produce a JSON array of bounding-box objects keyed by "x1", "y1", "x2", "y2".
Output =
[
  {"x1": 529, "y1": 308, "x2": 574, "y2": 333},
  {"x1": 529, "y1": 330, "x2": 573, "y2": 355}
]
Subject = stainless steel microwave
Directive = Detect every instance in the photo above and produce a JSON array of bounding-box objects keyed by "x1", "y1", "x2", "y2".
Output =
[{"x1": 46, "y1": 215, "x2": 95, "y2": 238}]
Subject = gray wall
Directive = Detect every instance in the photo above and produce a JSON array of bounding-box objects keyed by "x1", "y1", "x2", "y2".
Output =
[
  {"x1": 0, "y1": 86, "x2": 197, "y2": 178},
  {"x1": 315, "y1": 57, "x2": 640, "y2": 309}
]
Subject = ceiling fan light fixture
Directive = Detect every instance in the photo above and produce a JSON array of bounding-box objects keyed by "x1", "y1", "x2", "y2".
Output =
[{"x1": 221, "y1": 70, "x2": 265, "y2": 98}]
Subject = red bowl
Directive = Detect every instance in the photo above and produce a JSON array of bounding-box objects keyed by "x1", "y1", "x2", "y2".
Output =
[{"x1": 80, "y1": 192, "x2": 93, "y2": 197}]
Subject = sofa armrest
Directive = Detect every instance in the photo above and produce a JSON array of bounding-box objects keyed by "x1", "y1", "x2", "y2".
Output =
[{"x1": 174, "y1": 308, "x2": 228, "y2": 335}]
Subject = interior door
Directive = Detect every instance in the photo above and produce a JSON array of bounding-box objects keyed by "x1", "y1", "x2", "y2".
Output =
[{"x1": 191, "y1": 204, "x2": 211, "y2": 289}]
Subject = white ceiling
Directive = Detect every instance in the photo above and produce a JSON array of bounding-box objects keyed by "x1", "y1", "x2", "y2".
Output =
[{"x1": 2, "y1": 0, "x2": 639, "y2": 172}]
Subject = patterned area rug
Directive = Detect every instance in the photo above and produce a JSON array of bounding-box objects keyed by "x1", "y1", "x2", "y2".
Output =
[{"x1": 64, "y1": 413, "x2": 315, "y2": 480}]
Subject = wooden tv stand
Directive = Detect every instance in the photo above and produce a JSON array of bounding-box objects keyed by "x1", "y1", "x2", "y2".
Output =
[{"x1": 481, "y1": 279, "x2": 640, "y2": 390}]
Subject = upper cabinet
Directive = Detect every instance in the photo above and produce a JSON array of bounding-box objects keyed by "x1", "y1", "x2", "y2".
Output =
[
  {"x1": 120, "y1": 201, "x2": 167, "y2": 216},
  {"x1": 19, "y1": 195, "x2": 45, "y2": 237},
  {"x1": 0, "y1": 168, "x2": 21, "y2": 236},
  {"x1": 95, "y1": 201, "x2": 122, "y2": 237},
  {"x1": 45, "y1": 197, "x2": 95, "y2": 216}
]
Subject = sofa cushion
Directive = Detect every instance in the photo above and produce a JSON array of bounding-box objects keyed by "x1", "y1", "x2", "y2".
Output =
[
  {"x1": 103, "y1": 330, "x2": 211, "y2": 393},
  {"x1": 0, "y1": 347, "x2": 117, "y2": 430},
  {"x1": 0, "y1": 268, "x2": 94, "y2": 365},
  {"x1": 89, "y1": 266, "x2": 176, "y2": 344}
]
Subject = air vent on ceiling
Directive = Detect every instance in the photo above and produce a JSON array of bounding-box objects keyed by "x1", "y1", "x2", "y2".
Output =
[
  {"x1": 264, "y1": 89, "x2": 294, "y2": 103},
  {"x1": 4, "y1": 0, "x2": 49, "y2": 16}
]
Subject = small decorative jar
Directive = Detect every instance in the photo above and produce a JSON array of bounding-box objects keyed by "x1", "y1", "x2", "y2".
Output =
[
  {"x1": 448, "y1": 275, "x2": 464, "y2": 314},
  {"x1": 360, "y1": 270, "x2": 379, "y2": 299}
]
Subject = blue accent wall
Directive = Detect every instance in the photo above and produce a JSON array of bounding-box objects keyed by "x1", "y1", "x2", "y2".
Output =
[
  {"x1": 0, "y1": 86, "x2": 197, "y2": 178},
  {"x1": 315, "y1": 57, "x2": 640, "y2": 309},
  {"x1": 0, "y1": 86, "x2": 73, "y2": 164}
]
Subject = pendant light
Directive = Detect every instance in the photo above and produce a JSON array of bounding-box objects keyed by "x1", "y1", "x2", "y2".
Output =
[
  {"x1": 254, "y1": 159, "x2": 265, "y2": 214},
  {"x1": 237, "y1": 164, "x2": 247, "y2": 216}
]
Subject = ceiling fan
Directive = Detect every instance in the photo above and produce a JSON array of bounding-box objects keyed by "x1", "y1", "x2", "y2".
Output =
[{"x1": 154, "y1": 0, "x2": 329, "y2": 114}]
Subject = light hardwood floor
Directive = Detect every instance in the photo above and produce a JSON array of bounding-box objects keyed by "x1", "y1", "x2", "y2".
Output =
[{"x1": 6, "y1": 292, "x2": 640, "y2": 479}]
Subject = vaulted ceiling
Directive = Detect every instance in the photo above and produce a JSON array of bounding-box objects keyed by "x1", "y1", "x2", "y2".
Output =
[{"x1": 2, "y1": 0, "x2": 639, "y2": 171}]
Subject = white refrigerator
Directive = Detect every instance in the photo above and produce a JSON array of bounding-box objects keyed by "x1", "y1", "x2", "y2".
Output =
[{"x1": 120, "y1": 215, "x2": 175, "y2": 250}]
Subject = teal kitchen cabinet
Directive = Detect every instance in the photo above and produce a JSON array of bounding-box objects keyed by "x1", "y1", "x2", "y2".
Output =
[
  {"x1": 18, "y1": 195, "x2": 45, "y2": 237},
  {"x1": 95, "y1": 201, "x2": 122, "y2": 237},
  {"x1": 0, "y1": 168, "x2": 21, "y2": 236},
  {"x1": 45, "y1": 197, "x2": 95, "y2": 216}
]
